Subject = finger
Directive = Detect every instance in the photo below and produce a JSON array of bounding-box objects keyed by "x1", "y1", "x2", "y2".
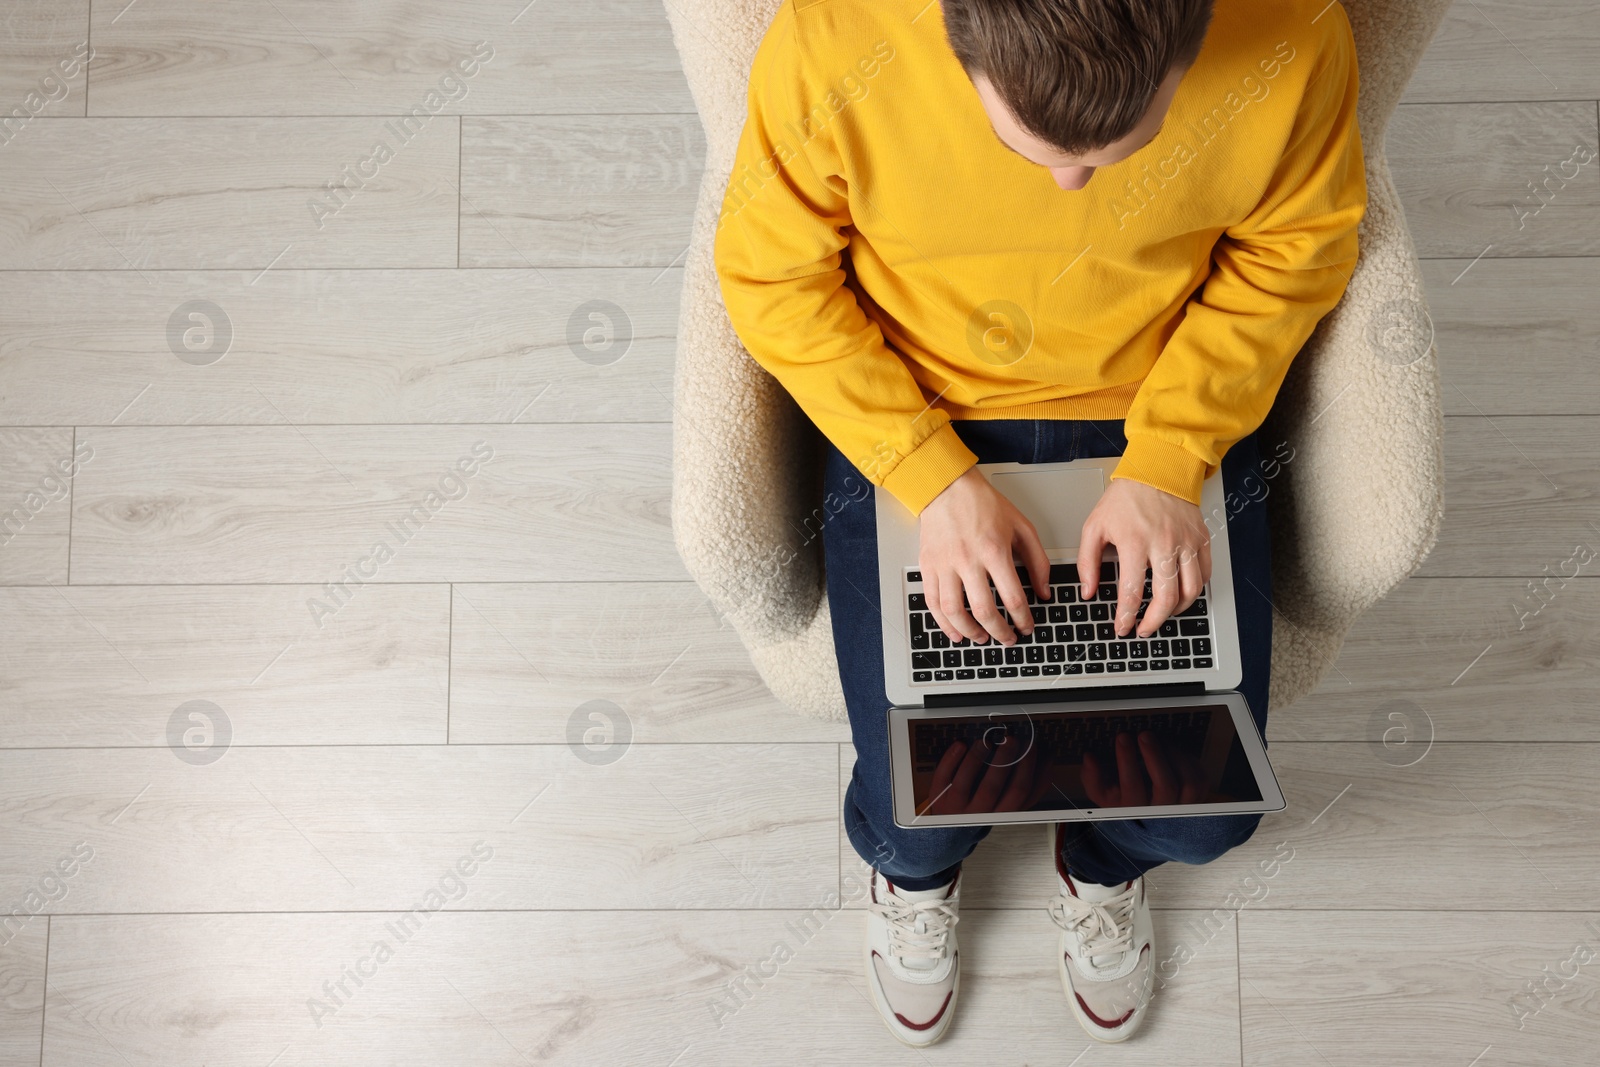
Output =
[
  {"x1": 937, "y1": 565, "x2": 987, "y2": 644},
  {"x1": 992, "y1": 543, "x2": 1030, "y2": 643},
  {"x1": 1115, "y1": 547, "x2": 1148, "y2": 639},
  {"x1": 1015, "y1": 518, "x2": 1054, "y2": 606},
  {"x1": 977, "y1": 552, "x2": 1024, "y2": 644},
  {"x1": 1141, "y1": 544, "x2": 1181, "y2": 639},
  {"x1": 1077, "y1": 522, "x2": 1106, "y2": 603},
  {"x1": 959, "y1": 562, "x2": 1011, "y2": 645},
  {"x1": 1115, "y1": 731, "x2": 1148, "y2": 807},
  {"x1": 1176, "y1": 544, "x2": 1204, "y2": 614},
  {"x1": 1139, "y1": 731, "x2": 1179, "y2": 806},
  {"x1": 922, "y1": 566, "x2": 954, "y2": 644}
]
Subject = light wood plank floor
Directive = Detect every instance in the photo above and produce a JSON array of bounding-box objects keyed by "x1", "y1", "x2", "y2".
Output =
[{"x1": 2, "y1": 2, "x2": 1598, "y2": 1064}]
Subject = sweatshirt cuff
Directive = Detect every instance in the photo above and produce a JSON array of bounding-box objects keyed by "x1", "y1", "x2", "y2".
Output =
[
  {"x1": 1111, "y1": 434, "x2": 1210, "y2": 506},
  {"x1": 879, "y1": 421, "x2": 979, "y2": 517}
]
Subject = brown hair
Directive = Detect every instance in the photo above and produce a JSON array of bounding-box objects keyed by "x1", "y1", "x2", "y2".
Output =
[{"x1": 942, "y1": 0, "x2": 1215, "y2": 154}]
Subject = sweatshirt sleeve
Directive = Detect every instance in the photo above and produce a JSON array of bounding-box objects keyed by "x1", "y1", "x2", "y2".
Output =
[
  {"x1": 1111, "y1": 12, "x2": 1368, "y2": 505},
  {"x1": 712, "y1": 11, "x2": 978, "y2": 517}
]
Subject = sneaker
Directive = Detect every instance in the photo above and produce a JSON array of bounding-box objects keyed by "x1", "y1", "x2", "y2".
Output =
[
  {"x1": 1046, "y1": 823, "x2": 1154, "y2": 1042},
  {"x1": 862, "y1": 867, "x2": 962, "y2": 1047}
]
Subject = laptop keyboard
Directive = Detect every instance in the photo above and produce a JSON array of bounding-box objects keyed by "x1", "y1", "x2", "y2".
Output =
[{"x1": 905, "y1": 562, "x2": 1215, "y2": 685}]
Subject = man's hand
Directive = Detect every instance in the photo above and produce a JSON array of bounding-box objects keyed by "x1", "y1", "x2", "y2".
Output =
[
  {"x1": 1078, "y1": 478, "x2": 1210, "y2": 639},
  {"x1": 918, "y1": 467, "x2": 1053, "y2": 645}
]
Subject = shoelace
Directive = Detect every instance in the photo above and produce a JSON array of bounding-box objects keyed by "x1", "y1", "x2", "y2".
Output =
[
  {"x1": 1047, "y1": 882, "x2": 1137, "y2": 968},
  {"x1": 872, "y1": 888, "x2": 961, "y2": 962}
]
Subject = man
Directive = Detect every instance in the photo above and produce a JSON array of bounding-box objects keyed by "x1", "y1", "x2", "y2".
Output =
[{"x1": 714, "y1": 0, "x2": 1364, "y2": 1046}]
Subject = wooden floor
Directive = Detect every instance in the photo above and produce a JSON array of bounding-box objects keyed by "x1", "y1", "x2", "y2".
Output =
[{"x1": 2, "y1": 1, "x2": 1598, "y2": 1063}]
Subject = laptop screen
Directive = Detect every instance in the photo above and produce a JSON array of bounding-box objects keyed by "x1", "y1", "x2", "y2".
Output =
[{"x1": 906, "y1": 702, "x2": 1261, "y2": 817}]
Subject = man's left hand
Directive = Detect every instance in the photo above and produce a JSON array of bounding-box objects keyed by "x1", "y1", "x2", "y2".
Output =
[{"x1": 1077, "y1": 478, "x2": 1211, "y2": 639}]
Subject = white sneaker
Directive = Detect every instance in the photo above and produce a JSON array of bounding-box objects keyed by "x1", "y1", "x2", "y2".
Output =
[
  {"x1": 863, "y1": 867, "x2": 962, "y2": 1047},
  {"x1": 1046, "y1": 823, "x2": 1154, "y2": 1042}
]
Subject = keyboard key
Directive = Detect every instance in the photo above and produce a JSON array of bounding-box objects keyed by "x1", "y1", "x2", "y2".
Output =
[
  {"x1": 943, "y1": 651, "x2": 961, "y2": 668},
  {"x1": 1158, "y1": 619, "x2": 1178, "y2": 638},
  {"x1": 1055, "y1": 585, "x2": 1077, "y2": 603},
  {"x1": 963, "y1": 649, "x2": 983, "y2": 667},
  {"x1": 1171, "y1": 658, "x2": 1191, "y2": 670},
  {"x1": 1068, "y1": 643, "x2": 1088, "y2": 662},
  {"x1": 957, "y1": 669, "x2": 976, "y2": 679},
  {"x1": 1042, "y1": 663, "x2": 1061, "y2": 675},
  {"x1": 978, "y1": 668, "x2": 997, "y2": 678},
  {"x1": 1179, "y1": 618, "x2": 1210, "y2": 636},
  {"x1": 1031, "y1": 606, "x2": 1048, "y2": 624},
  {"x1": 1064, "y1": 663, "x2": 1084, "y2": 674},
  {"x1": 1096, "y1": 622, "x2": 1117, "y2": 641},
  {"x1": 1076, "y1": 623, "x2": 1095, "y2": 642},
  {"x1": 1149, "y1": 639, "x2": 1169, "y2": 657},
  {"x1": 1088, "y1": 643, "x2": 1108, "y2": 661},
  {"x1": 1129, "y1": 641, "x2": 1148, "y2": 658},
  {"x1": 1108, "y1": 643, "x2": 1127, "y2": 659},
  {"x1": 1171, "y1": 638, "x2": 1190, "y2": 656},
  {"x1": 1049, "y1": 563, "x2": 1079, "y2": 584},
  {"x1": 909, "y1": 593, "x2": 926, "y2": 611},
  {"x1": 913, "y1": 671, "x2": 932, "y2": 682},
  {"x1": 984, "y1": 647, "x2": 1003, "y2": 666},
  {"x1": 1005, "y1": 647, "x2": 1024, "y2": 664},
  {"x1": 911, "y1": 633, "x2": 928, "y2": 649},
  {"x1": 1101, "y1": 562, "x2": 1117, "y2": 582},
  {"x1": 1025, "y1": 646, "x2": 1044, "y2": 664},
  {"x1": 955, "y1": 636, "x2": 972, "y2": 647},
  {"x1": 931, "y1": 631, "x2": 950, "y2": 649},
  {"x1": 1178, "y1": 598, "x2": 1208, "y2": 617},
  {"x1": 907, "y1": 570, "x2": 921, "y2": 583},
  {"x1": 1049, "y1": 604, "x2": 1069, "y2": 623},
  {"x1": 1055, "y1": 625, "x2": 1074, "y2": 642},
  {"x1": 935, "y1": 670, "x2": 954, "y2": 680},
  {"x1": 1149, "y1": 660, "x2": 1168, "y2": 671},
  {"x1": 1047, "y1": 644, "x2": 1065, "y2": 662},
  {"x1": 1195, "y1": 657, "x2": 1213, "y2": 668},
  {"x1": 1128, "y1": 661, "x2": 1148, "y2": 672},
  {"x1": 1069, "y1": 604, "x2": 1088, "y2": 622},
  {"x1": 1086, "y1": 662, "x2": 1105, "y2": 673},
  {"x1": 1099, "y1": 583, "x2": 1117, "y2": 600},
  {"x1": 1107, "y1": 661, "x2": 1126, "y2": 673},
  {"x1": 1089, "y1": 602, "x2": 1110, "y2": 621},
  {"x1": 1194, "y1": 637, "x2": 1212, "y2": 655},
  {"x1": 912, "y1": 652, "x2": 940, "y2": 670},
  {"x1": 1021, "y1": 665, "x2": 1040, "y2": 677},
  {"x1": 999, "y1": 667, "x2": 1018, "y2": 678}
]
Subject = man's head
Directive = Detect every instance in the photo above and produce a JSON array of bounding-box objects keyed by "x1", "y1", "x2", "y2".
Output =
[{"x1": 943, "y1": 0, "x2": 1214, "y2": 189}]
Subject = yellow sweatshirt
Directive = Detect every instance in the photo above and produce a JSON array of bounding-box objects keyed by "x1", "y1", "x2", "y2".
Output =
[{"x1": 713, "y1": 0, "x2": 1367, "y2": 517}]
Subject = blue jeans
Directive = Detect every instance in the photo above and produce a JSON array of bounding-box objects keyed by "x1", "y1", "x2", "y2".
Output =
[{"x1": 823, "y1": 419, "x2": 1274, "y2": 890}]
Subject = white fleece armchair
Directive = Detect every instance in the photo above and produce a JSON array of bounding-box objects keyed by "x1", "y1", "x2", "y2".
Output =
[{"x1": 664, "y1": 0, "x2": 1451, "y2": 721}]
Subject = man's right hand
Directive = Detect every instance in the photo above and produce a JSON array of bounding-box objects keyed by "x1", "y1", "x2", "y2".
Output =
[{"x1": 917, "y1": 466, "x2": 1054, "y2": 645}]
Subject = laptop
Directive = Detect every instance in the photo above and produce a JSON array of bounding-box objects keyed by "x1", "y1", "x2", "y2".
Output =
[{"x1": 875, "y1": 457, "x2": 1284, "y2": 829}]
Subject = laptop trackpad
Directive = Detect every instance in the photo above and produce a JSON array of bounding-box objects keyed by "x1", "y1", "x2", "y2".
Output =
[{"x1": 988, "y1": 468, "x2": 1104, "y2": 552}]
